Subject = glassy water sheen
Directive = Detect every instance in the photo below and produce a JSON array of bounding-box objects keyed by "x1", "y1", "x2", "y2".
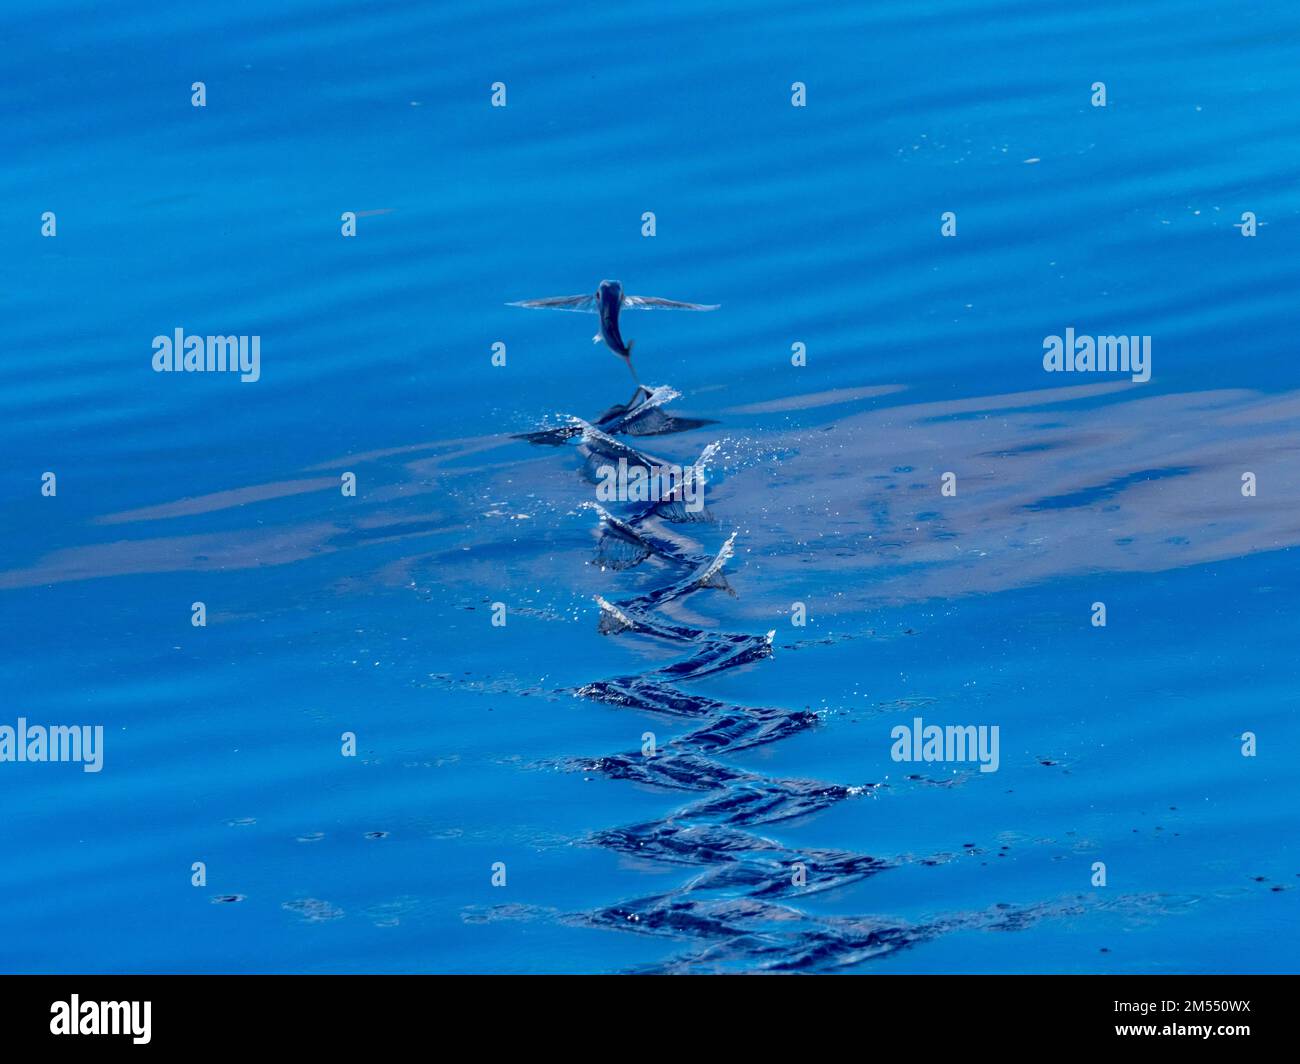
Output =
[{"x1": 2, "y1": 0, "x2": 1297, "y2": 973}]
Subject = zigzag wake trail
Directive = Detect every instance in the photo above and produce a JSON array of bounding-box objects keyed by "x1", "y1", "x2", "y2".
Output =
[{"x1": 508, "y1": 384, "x2": 1115, "y2": 972}]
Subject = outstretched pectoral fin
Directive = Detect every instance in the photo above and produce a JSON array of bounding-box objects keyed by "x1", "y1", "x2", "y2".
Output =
[
  {"x1": 622, "y1": 295, "x2": 720, "y2": 311},
  {"x1": 508, "y1": 294, "x2": 598, "y2": 312}
]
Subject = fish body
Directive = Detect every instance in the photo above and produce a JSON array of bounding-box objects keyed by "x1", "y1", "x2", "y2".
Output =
[{"x1": 596, "y1": 280, "x2": 632, "y2": 356}]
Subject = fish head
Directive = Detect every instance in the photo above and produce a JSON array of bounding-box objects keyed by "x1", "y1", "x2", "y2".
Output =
[{"x1": 597, "y1": 279, "x2": 623, "y2": 303}]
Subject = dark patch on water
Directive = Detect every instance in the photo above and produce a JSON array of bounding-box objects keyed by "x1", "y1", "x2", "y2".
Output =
[
  {"x1": 1023, "y1": 466, "x2": 1195, "y2": 511},
  {"x1": 282, "y1": 898, "x2": 344, "y2": 922}
]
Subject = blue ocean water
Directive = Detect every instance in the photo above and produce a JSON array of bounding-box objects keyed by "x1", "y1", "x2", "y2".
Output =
[{"x1": 2, "y1": 0, "x2": 1298, "y2": 972}]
